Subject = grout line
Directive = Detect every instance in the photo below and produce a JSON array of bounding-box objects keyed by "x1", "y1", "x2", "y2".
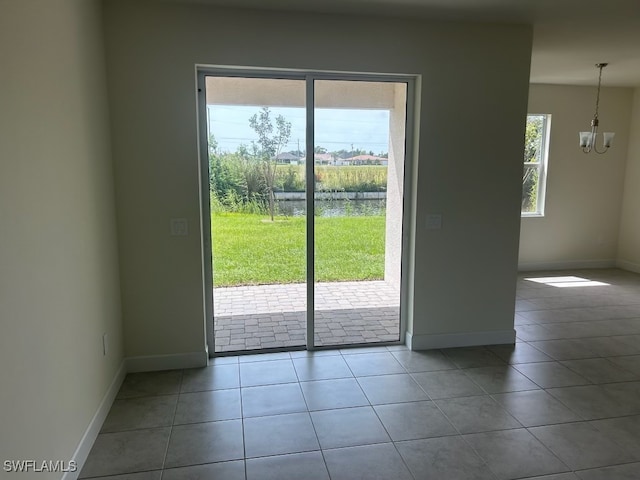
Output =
[
  {"x1": 237, "y1": 363, "x2": 248, "y2": 480},
  {"x1": 159, "y1": 370, "x2": 183, "y2": 476}
]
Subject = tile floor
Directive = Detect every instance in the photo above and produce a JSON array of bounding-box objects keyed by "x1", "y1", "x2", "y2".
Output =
[{"x1": 81, "y1": 269, "x2": 640, "y2": 479}]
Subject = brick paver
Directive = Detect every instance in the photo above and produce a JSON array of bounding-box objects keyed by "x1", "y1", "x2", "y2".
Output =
[{"x1": 214, "y1": 280, "x2": 400, "y2": 352}]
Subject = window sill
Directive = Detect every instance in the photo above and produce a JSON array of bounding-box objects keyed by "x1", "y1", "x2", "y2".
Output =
[{"x1": 521, "y1": 213, "x2": 544, "y2": 218}]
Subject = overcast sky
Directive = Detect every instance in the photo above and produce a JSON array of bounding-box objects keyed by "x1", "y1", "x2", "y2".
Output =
[{"x1": 208, "y1": 105, "x2": 390, "y2": 154}]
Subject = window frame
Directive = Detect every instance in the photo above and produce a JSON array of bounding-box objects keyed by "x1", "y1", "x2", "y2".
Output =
[{"x1": 521, "y1": 113, "x2": 551, "y2": 217}]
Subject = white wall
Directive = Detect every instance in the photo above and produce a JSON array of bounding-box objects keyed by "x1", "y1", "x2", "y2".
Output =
[
  {"x1": 103, "y1": 0, "x2": 532, "y2": 353},
  {"x1": 0, "y1": 0, "x2": 123, "y2": 474},
  {"x1": 618, "y1": 88, "x2": 640, "y2": 271},
  {"x1": 519, "y1": 84, "x2": 633, "y2": 270}
]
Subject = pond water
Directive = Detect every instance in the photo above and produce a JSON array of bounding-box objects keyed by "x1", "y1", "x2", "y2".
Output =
[{"x1": 277, "y1": 199, "x2": 386, "y2": 217}]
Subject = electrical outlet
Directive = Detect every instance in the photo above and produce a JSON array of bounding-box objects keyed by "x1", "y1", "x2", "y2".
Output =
[
  {"x1": 102, "y1": 333, "x2": 109, "y2": 356},
  {"x1": 170, "y1": 218, "x2": 189, "y2": 236}
]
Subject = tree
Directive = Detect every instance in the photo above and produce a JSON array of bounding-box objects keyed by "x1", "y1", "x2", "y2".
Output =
[
  {"x1": 208, "y1": 134, "x2": 250, "y2": 211},
  {"x1": 249, "y1": 107, "x2": 292, "y2": 221},
  {"x1": 524, "y1": 117, "x2": 543, "y2": 163},
  {"x1": 522, "y1": 116, "x2": 543, "y2": 211}
]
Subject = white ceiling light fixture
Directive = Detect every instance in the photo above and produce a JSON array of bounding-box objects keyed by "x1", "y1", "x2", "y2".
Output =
[{"x1": 579, "y1": 63, "x2": 615, "y2": 154}]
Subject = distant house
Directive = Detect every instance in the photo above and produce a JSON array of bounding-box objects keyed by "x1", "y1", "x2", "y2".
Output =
[
  {"x1": 314, "y1": 153, "x2": 336, "y2": 165},
  {"x1": 276, "y1": 152, "x2": 303, "y2": 165}
]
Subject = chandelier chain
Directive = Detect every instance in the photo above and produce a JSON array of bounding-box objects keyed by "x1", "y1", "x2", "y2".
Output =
[{"x1": 594, "y1": 64, "x2": 604, "y2": 119}]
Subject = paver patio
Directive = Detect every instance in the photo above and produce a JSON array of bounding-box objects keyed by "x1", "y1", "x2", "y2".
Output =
[{"x1": 213, "y1": 280, "x2": 400, "y2": 352}]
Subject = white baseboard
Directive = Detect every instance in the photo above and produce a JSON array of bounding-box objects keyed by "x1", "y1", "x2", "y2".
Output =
[
  {"x1": 518, "y1": 259, "x2": 616, "y2": 272},
  {"x1": 616, "y1": 259, "x2": 640, "y2": 274},
  {"x1": 62, "y1": 360, "x2": 126, "y2": 480},
  {"x1": 406, "y1": 329, "x2": 516, "y2": 350},
  {"x1": 126, "y1": 350, "x2": 208, "y2": 372}
]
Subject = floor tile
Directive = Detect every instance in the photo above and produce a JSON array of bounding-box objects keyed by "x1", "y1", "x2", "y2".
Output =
[
  {"x1": 343, "y1": 352, "x2": 405, "y2": 376},
  {"x1": 412, "y1": 370, "x2": 484, "y2": 399},
  {"x1": 396, "y1": 436, "x2": 497, "y2": 480},
  {"x1": 100, "y1": 395, "x2": 177, "y2": 433},
  {"x1": 602, "y1": 381, "x2": 640, "y2": 413},
  {"x1": 239, "y1": 359, "x2": 298, "y2": 386},
  {"x1": 527, "y1": 340, "x2": 599, "y2": 361},
  {"x1": 390, "y1": 350, "x2": 457, "y2": 372},
  {"x1": 492, "y1": 390, "x2": 581, "y2": 427},
  {"x1": 243, "y1": 412, "x2": 319, "y2": 458},
  {"x1": 289, "y1": 349, "x2": 340, "y2": 358},
  {"x1": 514, "y1": 362, "x2": 590, "y2": 388},
  {"x1": 487, "y1": 343, "x2": 553, "y2": 364},
  {"x1": 164, "y1": 420, "x2": 244, "y2": 468},
  {"x1": 576, "y1": 463, "x2": 640, "y2": 480},
  {"x1": 246, "y1": 451, "x2": 329, "y2": 480},
  {"x1": 577, "y1": 336, "x2": 640, "y2": 357},
  {"x1": 357, "y1": 373, "x2": 429, "y2": 404},
  {"x1": 323, "y1": 443, "x2": 413, "y2": 480},
  {"x1": 174, "y1": 389, "x2": 241, "y2": 424},
  {"x1": 515, "y1": 299, "x2": 539, "y2": 312},
  {"x1": 589, "y1": 415, "x2": 640, "y2": 453},
  {"x1": 526, "y1": 474, "x2": 580, "y2": 480},
  {"x1": 374, "y1": 400, "x2": 456, "y2": 441},
  {"x1": 292, "y1": 355, "x2": 352, "y2": 381},
  {"x1": 435, "y1": 395, "x2": 521, "y2": 434},
  {"x1": 561, "y1": 358, "x2": 638, "y2": 384},
  {"x1": 209, "y1": 356, "x2": 240, "y2": 365},
  {"x1": 238, "y1": 352, "x2": 292, "y2": 362},
  {"x1": 241, "y1": 383, "x2": 307, "y2": 417},
  {"x1": 463, "y1": 428, "x2": 569, "y2": 479},
  {"x1": 441, "y1": 347, "x2": 506, "y2": 368},
  {"x1": 516, "y1": 324, "x2": 559, "y2": 341},
  {"x1": 181, "y1": 364, "x2": 240, "y2": 392},
  {"x1": 116, "y1": 371, "x2": 182, "y2": 399},
  {"x1": 385, "y1": 344, "x2": 409, "y2": 351},
  {"x1": 300, "y1": 378, "x2": 369, "y2": 410},
  {"x1": 463, "y1": 365, "x2": 539, "y2": 394},
  {"x1": 82, "y1": 472, "x2": 162, "y2": 480},
  {"x1": 311, "y1": 406, "x2": 390, "y2": 448},
  {"x1": 546, "y1": 385, "x2": 638, "y2": 419},
  {"x1": 79, "y1": 428, "x2": 170, "y2": 478},
  {"x1": 530, "y1": 422, "x2": 638, "y2": 470},
  {"x1": 162, "y1": 461, "x2": 245, "y2": 480},
  {"x1": 609, "y1": 355, "x2": 640, "y2": 375},
  {"x1": 340, "y1": 346, "x2": 393, "y2": 355}
]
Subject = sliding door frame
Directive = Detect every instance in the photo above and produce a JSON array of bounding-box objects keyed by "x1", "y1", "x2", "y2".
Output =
[{"x1": 197, "y1": 67, "x2": 416, "y2": 356}]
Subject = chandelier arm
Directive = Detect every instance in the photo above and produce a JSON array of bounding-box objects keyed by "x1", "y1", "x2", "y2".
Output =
[{"x1": 594, "y1": 144, "x2": 609, "y2": 154}]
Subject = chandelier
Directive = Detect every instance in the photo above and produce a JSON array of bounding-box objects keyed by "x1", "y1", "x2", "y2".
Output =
[{"x1": 579, "y1": 63, "x2": 615, "y2": 154}]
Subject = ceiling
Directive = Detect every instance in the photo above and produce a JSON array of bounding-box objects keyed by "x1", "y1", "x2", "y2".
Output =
[{"x1": 163, "y1": 0, "x2": 640, "y2": 87}]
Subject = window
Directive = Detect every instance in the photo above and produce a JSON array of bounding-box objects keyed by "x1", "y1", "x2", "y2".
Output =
[{"x1": 522, "y1": 114, "x2": 550, "y2": 216}]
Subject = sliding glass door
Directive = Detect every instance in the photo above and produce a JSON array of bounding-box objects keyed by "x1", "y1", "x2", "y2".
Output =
[
  {"x1": 313, "y1": 80, "x2": 406, "y2": 347},
  {"x1": 199, "y1": 71, "x2": 410, "y2": 354}
]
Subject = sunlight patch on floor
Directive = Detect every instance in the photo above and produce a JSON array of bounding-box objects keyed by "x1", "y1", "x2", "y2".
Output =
[{"x1": 525, "y1": 276, "x2": 610, "y2": 288}]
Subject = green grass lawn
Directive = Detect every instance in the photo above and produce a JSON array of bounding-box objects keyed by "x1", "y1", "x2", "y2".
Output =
[{"x1": 211, "y1": 212, "x2": 385, "y2": 286}]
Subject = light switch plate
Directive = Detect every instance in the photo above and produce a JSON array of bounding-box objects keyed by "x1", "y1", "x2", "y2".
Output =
[{"x1": 170, "y1": 218, "x2": 189, "y2": 236}]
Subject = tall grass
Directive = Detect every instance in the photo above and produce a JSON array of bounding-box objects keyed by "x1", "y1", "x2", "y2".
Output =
[
  {"x1": 316, "y1": 166, "x2": 387, "y2": 192},
  {"x1": 274, "y1": 165, "x2": 387, "y2": 192}
]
